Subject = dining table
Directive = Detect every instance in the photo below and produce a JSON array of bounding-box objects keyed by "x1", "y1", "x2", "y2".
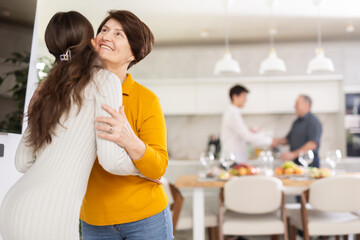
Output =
[{"x1": 175, "y1": 173, "x2": 360, "y2": 240}]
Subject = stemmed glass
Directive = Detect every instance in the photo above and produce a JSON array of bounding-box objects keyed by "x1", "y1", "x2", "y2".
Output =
[
  {"x1": 265, "y1": 151, "x2": 274, "y2": 175},
  {"x1": 325, "y1": 149, "x2": 342, "y2": 175},
  {"x1": 199, "y1": 151, "x2": 215, "y2": 179},
  {"x1": 258, "y1": 150, "x2": 267, "y2": 169},
  {"x1": 220, "y1": 152, "x2": 236, "y2": 171},
  {"x1": 298, "y1": 150, "x2": 314, "y2": 175}
]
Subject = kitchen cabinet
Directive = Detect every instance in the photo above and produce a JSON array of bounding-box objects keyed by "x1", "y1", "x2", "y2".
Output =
[
  {"x1": 138, "y1": 75, "x2": 343, "y2": 115},
  {"x1": 145, "y1": 83, "x2": 197, "y2": 115}
]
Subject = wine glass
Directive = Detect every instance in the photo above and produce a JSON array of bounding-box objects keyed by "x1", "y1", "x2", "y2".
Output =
[
  {"x1": 258, "y1": 150, "x2": 267, "y2": 169},
  {"x1": 265, "y1": 151, "x2": 274, "y2": 175},
  {"x1": 257, "y1": 150, "x2": 274, "y2": 176},
  {"x1": 325, "y1": 149, "x2": 342, "y2": 175},
  {"x1": 200, "y1": 151, "x2": 215, "y2": 168},
  {"x1": 220, "y1": 152, "x2": 236, "y2": 170},
  {"x1": 298, "y1": 150, "x2": 314, "y2": 175},
  {"x1": 199, "y1": 151, "x2": 215, "y2": 179}
]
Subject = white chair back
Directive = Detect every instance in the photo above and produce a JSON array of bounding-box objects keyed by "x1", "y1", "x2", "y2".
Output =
[
  {"x1": 224, "y1": 176, "x2": 283, "y2": 214},
  {"x1": 309, "y1": 175, "x2": 360, "y2": 212}
]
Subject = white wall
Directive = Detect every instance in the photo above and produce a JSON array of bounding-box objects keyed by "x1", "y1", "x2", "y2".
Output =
[{"x1": 129, "y1": 40, "x2": 360, "y2": 86}]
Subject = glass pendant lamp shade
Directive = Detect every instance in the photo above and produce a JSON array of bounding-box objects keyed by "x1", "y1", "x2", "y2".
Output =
[
  {"x1": 214, "y1": 48, "x2": 241, "y2": 75},
  {"x1": 259, "y1": 48, "x2": 286, "y2": 74},
  {"x1": 307, "y1": 47, "x2": 334, "y2": 74}
]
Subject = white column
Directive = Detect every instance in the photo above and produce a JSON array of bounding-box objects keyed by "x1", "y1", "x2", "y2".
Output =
[
  {"x1": 193, "y1": 187, "x2": 205, "y2": 240},
  {"x1": 22, "y1": 0, "x2": 39, "y2": 132}
]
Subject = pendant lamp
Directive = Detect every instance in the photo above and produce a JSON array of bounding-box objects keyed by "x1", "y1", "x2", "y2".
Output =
[
  {"x1": 307, "y1": 48, "x2": 334, "y2": 74},
  {"x1": 214, "y1": 0, "x2": 240, "y2": 75},
  {"x1": 307, "y1": 0, "x2": 334, "y2": 74},
  {"x1": 259, "y1": 28, "x2": 286, "y2": 74}
]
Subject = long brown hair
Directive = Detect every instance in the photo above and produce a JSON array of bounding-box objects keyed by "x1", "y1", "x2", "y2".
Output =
[
  {"x1": 97, "y1": 10, "x2": 154, "y2": 69},
  {"x1": 27, "y1": 11, "x2": 98, "y2": 153}
]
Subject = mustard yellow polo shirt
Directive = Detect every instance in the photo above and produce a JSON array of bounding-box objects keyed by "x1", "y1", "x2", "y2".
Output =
[{"x1": 80, "y1": 73, "x2": 169, "y2": 225}]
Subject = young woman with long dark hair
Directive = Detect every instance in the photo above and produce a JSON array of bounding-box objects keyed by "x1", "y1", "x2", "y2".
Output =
[{"x1": 0, "y1": 11, "x2": 141, "y2": 240}]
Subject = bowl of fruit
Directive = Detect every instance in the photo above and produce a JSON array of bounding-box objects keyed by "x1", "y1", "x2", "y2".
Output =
[
  {"x1": 274, "y1": 161, "x2": 304, "y2": 177},
  {"x1": 309, "y1": 167, "x2": 332, "y2": 178},
  {"x1": 218, "y1": 163, "x2": 258, "y2": 180}
]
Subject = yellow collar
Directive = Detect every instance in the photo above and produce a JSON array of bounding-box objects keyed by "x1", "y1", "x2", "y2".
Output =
[{"x1": 122, "y1": 73, "x2": 135, "y2": 96}]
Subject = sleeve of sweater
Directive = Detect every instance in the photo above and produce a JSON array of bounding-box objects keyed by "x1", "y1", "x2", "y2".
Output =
[
  {"x1": 132, "y1": 97, "x2": 169, "y2": 179},
  {"x1": 15, "y1": 128, "x2": 36, "y2": 173},
  {"x1": 231, "y1": 110, "x2": 272, "y2": 146},
  {"x1": 94, "y1": 69, "x2": 140, "y2": 176}
]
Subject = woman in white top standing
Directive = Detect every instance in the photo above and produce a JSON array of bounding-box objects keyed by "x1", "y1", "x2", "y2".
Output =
[{"x1": 0, "y1": 11, "x2": 141, "y2": 240}]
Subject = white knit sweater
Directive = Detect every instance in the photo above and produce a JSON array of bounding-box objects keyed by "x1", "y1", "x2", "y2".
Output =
[{"x1": 0, "y1": 69, "x2": 139, "y2": 240}]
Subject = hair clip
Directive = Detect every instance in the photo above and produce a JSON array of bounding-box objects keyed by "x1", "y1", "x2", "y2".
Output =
[{"x1": 60, "y1": 49, "x2": 71, "y2": 61}]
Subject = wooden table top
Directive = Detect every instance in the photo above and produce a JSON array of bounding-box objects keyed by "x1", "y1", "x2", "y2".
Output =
[{"x1": 175, "y1": 174, "x2": 360, "y2": 188}]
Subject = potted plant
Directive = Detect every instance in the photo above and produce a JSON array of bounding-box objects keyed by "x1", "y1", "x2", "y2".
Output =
[{"x1": 0, "y1": 52, "x2": 30, "y2": 133}]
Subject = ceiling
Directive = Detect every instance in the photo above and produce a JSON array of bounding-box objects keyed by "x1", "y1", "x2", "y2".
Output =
[{"x1": 1, "y1": 0, "x2": 360, "y2": 45}]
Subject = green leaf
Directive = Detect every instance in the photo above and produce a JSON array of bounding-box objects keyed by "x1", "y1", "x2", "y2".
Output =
[{"x1": 0, "y1": 51, "x2": 30, "y2": 133}]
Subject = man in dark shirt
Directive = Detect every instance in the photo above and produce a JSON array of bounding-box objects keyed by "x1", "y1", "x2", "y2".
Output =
[{"x1": 273, "y1": 95, "x2": 322, "y2": 167}]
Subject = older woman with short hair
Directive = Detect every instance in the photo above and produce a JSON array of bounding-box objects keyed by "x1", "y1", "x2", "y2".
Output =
[{"x1": 80, "y1": 10, "x2": 172, "y2": 240}]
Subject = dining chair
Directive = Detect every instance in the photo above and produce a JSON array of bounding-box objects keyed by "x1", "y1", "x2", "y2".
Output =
[
  {"x1": 219, "y1": 176, "x2": 288, "y2": 240},
  {"x1": 162, "y1": 178, "x2": 218, "y2": 240},
  {"x1": 162, "y1": 177, "x2": 184, "y2": 234},
  {"x1": 287, "y1": 175, "x2": 360, "y2": 240},
  {"x1": 176, "y1": 193, "x2": 219, "y2": 240}
]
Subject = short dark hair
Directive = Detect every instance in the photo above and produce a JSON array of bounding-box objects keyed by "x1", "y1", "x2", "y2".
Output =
[
  {"x1": 97, "y1": 10, "x2": 154, "y2": 69},
  {"x1": 300, "y1": 94, "x2": 312, "y2": 107},
  {"x1": 229, "y1": 85, "x2": 249, "y2": 101}
]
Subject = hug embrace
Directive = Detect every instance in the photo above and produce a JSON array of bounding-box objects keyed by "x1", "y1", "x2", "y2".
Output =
[{"x1": 0, "y1": 10, "x2": 173, "y2": 240}]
